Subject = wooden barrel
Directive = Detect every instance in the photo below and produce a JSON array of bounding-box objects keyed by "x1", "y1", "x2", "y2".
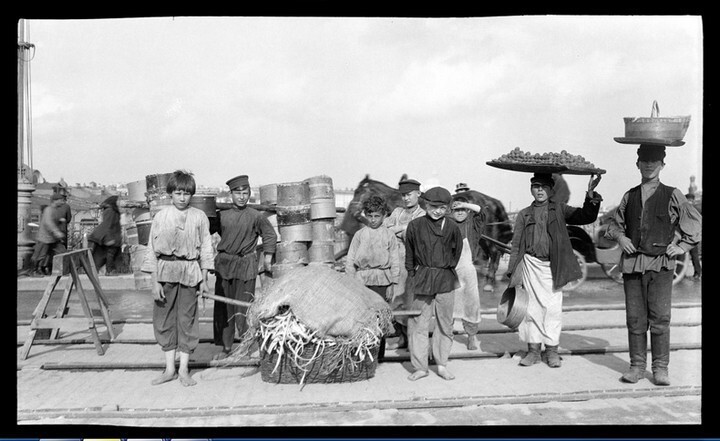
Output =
[
  {"x1": 277, "y1": 181, "x2": 310, "y2": 206},
  {"x1": 189, "y1": 193, "x2": 217, "y2": 218},
  {"x1": 311, "y1": 219, "x2": 336, "y2": 242},
  {"x1": 307, "y1": 261, "x2": 334, "y2": 271},
  {"x1": 125, "y1": 225, "x2": 139, "y2": 246},
  {"x1": 264, "y1": 212, "x2": 280, "y2": 239},
  {"x1": 305, "y1": 175, "x2": 335, "y2": 200},
  {"x1": 149, "y1": 197, "x2": 172, "y2": 218},
  {"x1": 334, "y1": 229, "x2": 350, "y2": 256},
  {"x1": 126, "y1": 179, "x2": 148, "y2": 202},
  {"x1": 276, "y1": 205, "x2": 311, "y2": 226},
  {"x1": 271, "y1": 262, "x2": 306, "y2": 279},
  {"x1": 279, "y1": 223, "x2": 313, "y2": 242},
  {"x1": 136, "y1": 220, "x2": 153, "y2": 246},
  {"x1": 259, "y1": 184, "x2": 278, "y2": 206},
  {"x1": 310, "y1": 199, "x2": 337, "y2": 220},
  {"x1": 145, "y1": 172, "x2": 174, "y2": 196},
  {"x1": 308, "y1": 240, "x2": 335, "y2": 263},
  {"x1": 129, "y1": 244, "x2": 148, "y2": 271},
  {"x1": 132, "y1": 207, "x2": 151, "y2": 223},
  {"x1": 275, "y1": 241, "x2": 309, "y2": 265}
]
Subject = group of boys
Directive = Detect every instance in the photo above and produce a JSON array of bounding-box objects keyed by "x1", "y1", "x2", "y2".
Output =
[
  {"x1": 203, "y1": 142, "x2": 702, "y2": 387},
  {"x1": 341, "y1": 142, "x2": 701, "y2": 386}
]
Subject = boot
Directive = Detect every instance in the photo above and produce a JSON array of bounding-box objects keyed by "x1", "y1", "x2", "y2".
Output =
[
  {"x1": 651, "y1": 332, "x2": 671, "y2": 386},
  {"x1": 519, "y1": 343, "x2": 541, "y2": 366},
  {"x1": 621, "y1": 333, "x2": 648, "y2": 383},
  {"x1": 544, "y1": 344, "x2": 562, "y2": 368},
  {"x1": 467, "y1": 334, "x2": 478, "y2": 351}
]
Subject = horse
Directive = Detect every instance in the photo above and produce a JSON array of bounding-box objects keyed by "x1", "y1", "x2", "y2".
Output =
[{"x1": 339, "y1": 174, "x2": 514, "y2": 288}]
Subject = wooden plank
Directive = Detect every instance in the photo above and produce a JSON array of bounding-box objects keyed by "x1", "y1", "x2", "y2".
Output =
[
  {"x1": 32, "y1": 317, "x2": 94, "y2": 329},
  {"x1": 51, "y1": 248, "x2": 93, "y2": 276},
  {"x1": 20, "y1": 275, "x2": 62, "y2": 360},
  {"x1": 79, "y1": 251, "x2": 115, "y2": 340},
  {"x1": 49, "y1": 276, "x2": 75, "y2": 340},
  {"x1": 30, "y1": 275, "x2": 62, "y2": 317},
  {"x1": 69, "y1": 256, "x2": 105, "y2": 356}
]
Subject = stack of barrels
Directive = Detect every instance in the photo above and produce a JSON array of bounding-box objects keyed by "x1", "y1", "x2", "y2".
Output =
[
  {"x1": 146, "y1": 172, "x2": 175, "y2": 218},
  {"x1": 271, "y1": 175, "x2": 337, "y2": 279}
]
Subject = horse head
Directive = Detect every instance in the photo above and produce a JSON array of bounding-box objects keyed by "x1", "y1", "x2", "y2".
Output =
[
  {"x1": 454, "y1": 189, "x2": 514, "y2": 271},
  {"x1": 339, "y1": 174, "x2": 405, "y2": 237}
]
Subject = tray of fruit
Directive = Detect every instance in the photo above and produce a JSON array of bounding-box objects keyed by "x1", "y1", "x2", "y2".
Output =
[{"x1": 486, "y1": 148, "x2": 606, "y2": 175}]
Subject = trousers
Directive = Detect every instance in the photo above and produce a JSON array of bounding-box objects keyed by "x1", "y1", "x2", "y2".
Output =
[
  {"x1": 408, "y1": 290, "x2": 454, "y2": 371},
  {"x1": 153, "y1": 282, "x2": 200, "y2": 354},
  {"x1": 213, "y1": 276, "x2": 256, "y2": 349},
  {"x1": 623, "y1": 268, "x2": 673, "y2": 371}
]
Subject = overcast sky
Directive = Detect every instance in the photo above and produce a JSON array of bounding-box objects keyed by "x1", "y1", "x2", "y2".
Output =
[{"x1": 20, "y1": 15, "x2": 703, "y2": 210}]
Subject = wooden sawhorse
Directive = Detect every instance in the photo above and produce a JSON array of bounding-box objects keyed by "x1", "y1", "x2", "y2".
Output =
[{"x1": 20, "y1": 248, "x2": 115, "y2": 360}]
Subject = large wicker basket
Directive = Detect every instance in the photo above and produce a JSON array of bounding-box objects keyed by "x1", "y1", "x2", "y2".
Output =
[{"x1": 260, "y1": 342, "x2": 380, "y2": 384}]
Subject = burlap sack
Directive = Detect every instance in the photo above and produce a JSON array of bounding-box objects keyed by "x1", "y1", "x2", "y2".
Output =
[{"x1": 250, "y1": 264, "x2": 393, "y2": 338}]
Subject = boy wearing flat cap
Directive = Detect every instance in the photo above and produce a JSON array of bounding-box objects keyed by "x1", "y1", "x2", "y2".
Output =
[
  {"x1": 404, "y1": 186, "x2": 463, "y2": 381},
  {"x1": 383, "y1": 178, "x2": 426, "y2": 350},
  {"x1": 212, "y1": 174, "x2": 277, "y2": 359},
  {"x1": 604, "y1": 145, "x2": 701, "y2": 386},
  {"x1": 507, "y1": 172, "x2": 602, "y2": 368}
]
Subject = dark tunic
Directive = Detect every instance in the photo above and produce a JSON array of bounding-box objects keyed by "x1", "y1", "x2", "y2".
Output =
[
  {"x1": 214, "y1": 206, "x2": 277, "y2": 281},
  {"x1": 88, "y1": 205, "x2": 122, "y2": 246},
  {"x1": 508, "y1": 193, "x2": 601, "y2": 290},
  {"x1": 404, "y1": 214, "x2": 463, "y2": 295}
]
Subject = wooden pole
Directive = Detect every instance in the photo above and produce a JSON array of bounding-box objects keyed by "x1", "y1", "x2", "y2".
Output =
[{"x1": 17, "y1": 19, "x2": 36, "y2": 272}]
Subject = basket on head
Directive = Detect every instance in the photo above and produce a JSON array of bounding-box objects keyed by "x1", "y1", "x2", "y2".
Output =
[{"x1": 614, "y1": 100, "x2": 690, "y2": 146}]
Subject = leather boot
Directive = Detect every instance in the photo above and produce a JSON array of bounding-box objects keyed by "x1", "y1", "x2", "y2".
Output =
[
  {"x1": 519, "y1": 343, "x2": 541, "y2": 366},
  {"x1": 621, "y1": 333, "x2": 648, "y2": 383},
  {"x1": 544, "y1": 344, "x2": 562, "y2": 368},
  {"x1": 651, "y1": 332, "x2": 671, "y2": 386}
]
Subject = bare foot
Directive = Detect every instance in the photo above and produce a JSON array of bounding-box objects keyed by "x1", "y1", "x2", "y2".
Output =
[
  {"x1": 408, "y1": 370, "x2": 429, "y2": 381},
  {"x1": 212, "y1": 348, "x2": 232, "y2": 361},
  {"x1": 179, "y1": 372, "x2": 197, "y2": 387},
  {"x1": 437, "y1": 365, "x2": 455, "y2": 380},
  {"x1": 151, "y1": 371, "x2": 178, "y2": 386}
]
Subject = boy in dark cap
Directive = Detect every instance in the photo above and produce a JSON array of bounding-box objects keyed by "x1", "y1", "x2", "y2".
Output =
[
  {"x1": 507, "y1": 172, "x2": 602, "y2": 368},
  {"x1": 404, "y1": 186, "x2": 463, "y2": 381},
  {"x1": 383, "y1": 177, "x2": 426, "y2": 350},
  {"x1": 604, "y1": 144, "x2": 701, "y2": 385},
  {"x1": 212, "y1": 175, "x2": 277, "y2": 359}
]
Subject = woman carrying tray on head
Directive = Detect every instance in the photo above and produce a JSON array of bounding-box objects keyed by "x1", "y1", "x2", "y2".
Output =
[{"x1": 506, "y1": 172, "x2": 602, "y2": 368}]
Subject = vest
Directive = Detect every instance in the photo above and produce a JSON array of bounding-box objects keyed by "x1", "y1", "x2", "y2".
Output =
[{"x1": 624, "y1": 183, "x2": 675, "y2": 256}]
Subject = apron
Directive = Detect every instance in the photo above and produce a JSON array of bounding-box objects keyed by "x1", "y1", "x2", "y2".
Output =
[{"x1": 452, "y1": 238, "x2": 482, "y2": 324}]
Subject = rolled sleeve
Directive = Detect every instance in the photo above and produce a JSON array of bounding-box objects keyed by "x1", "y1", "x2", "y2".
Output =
[{"x1": 199, "y1": 215, "x2": 215, "y2": 271}]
